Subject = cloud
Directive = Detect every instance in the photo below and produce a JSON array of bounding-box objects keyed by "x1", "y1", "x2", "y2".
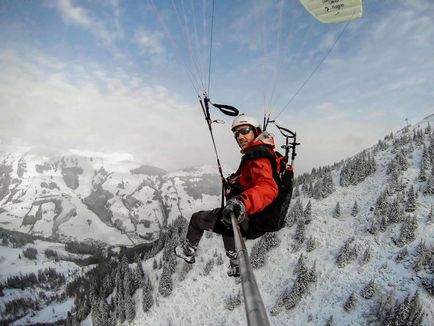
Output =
[
  {"x1": 48, "y1": 0, "x2": 122, "y2": 52},
  {"x1": 134, "y1": 29, "x2": 165, "y2": 55},
  {"x1": 0, "y1": 50, "x2": 224, "y2": 171}
]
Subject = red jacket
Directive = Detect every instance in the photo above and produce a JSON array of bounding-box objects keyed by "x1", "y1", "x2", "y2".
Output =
[{"x1": 227, "y1": 133, "x2": 279, "y2": 216}]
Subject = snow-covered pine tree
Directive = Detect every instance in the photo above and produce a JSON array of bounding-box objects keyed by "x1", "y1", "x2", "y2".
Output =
[
  {"x1": 99, "y1": 298, "x2": 112, "y2": 326},
  {"x1": 114, "y1": 264, "x2": 126, "y2": 322},
  {"x1": 396, "y1": 246, "x2": 408, "y2": 262},
  {"x1": 304, "y1": 200, "x2": 312, "y2": 224},
  {"x1": 306, "y1": 236, "x2": 316, "y2": 252},
  {"x1": 422, "y1": 277, "x2": 434, "y2": 296},
  {"x1": 360, "y1": 279, "x2": 377, "y2": 299},
  {"x1": 293, "y1": 220, "x2": 305, "y2": 251},
  {"x1": 293, "y1": 186, "x2": 300, "y2": 197},
  {"x1": 203, "y1": 259, "x2": 215, "y2": 276},
  {"x1": 388, "y1": 196, "x2": 404, "y2": 224},
  {"x1": 336, "y1": 237, "x2": 357, "y2": 268},
  {"x1": 323, "y1": 172, "x2": 335, "y2": 197},
  {"x1": 424, "y1": 167, "x2": 434, "y2": 194},
  {"x1": 216, "y1": 253, "x2": 224, "y2": 265},
  {"x1": 344, "y1": 292, "x2": 357, "y2": 312},
  {"x1": 374, "y1": 190, "x2": 388, "y2": 220},
  {"x1": 361, "y1": 247, "x2": 371, "y2": 265},
  {"x1": 429, "y1": 133, "x2": 434, "y2": 163},
  {"x1": 387, "y1": 293, "x2": 424, "y2": 325},
  {"x1": 90, "y1": 294, "x2": 101, "y2": 326},
  {"x1": 428, "y1": 206, "x2": 433, "y2": 224},
  {"x1": 225, "y1": 291, "x2": 242, "y2": 311},
  {"x1": 251, "y1": 232, "x2": 280, "y2": 269},
  {"x1": 394, "y1": 214, "x2": 418, "y2": 247},
  {"x1": 286, "y1": 198, "x2": 303, "y2": 227},
  {"x1": 426, "y1": 122, "x2": 432, "y2": 135},
  {"x1": 142, "y1": 275, "x2": 154, "y2": 312},
  {"x1": 333, "y1": 202, "x2": 341, "y2": 218},
  {"x1": 271, "y1": 257, "x2": 317, "y2": 315},
  {"x1": 351, "y1": 200, "x2": 359, "y2": 217},
  {"x1": 158, "y1": 263, "x2": 173, "y2": 297},
  {"x1": 405, "y1": 185, "x2": 417, "y2": 212},
  {"x1": 124, "y1": 267, "x2": 136, "y2": 322}
]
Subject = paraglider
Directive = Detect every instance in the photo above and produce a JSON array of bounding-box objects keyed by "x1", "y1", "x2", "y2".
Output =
[{"x1": 299, "y1": 0, "x2": 363, "y2": 24}]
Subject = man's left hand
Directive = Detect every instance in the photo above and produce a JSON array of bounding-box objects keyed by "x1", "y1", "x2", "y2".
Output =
[{"x1": 222, "y1": 197, "x2": 246, "y2": 225}]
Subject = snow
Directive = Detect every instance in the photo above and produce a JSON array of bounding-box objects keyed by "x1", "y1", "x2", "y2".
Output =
[
  {"x1": 127, "y1": 116, "x2": 434, "y2": 325},
  {"x1": 11, "y1": 298, "x2": 75, "y2": 326},
  {"x1": 1, "y1": 114, "x2": 433, "y2": 325}
]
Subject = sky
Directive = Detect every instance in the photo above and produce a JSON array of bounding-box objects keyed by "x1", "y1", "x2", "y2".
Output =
[{"x1": 0, "y1": 0, "x2": 433, "y2": 174}]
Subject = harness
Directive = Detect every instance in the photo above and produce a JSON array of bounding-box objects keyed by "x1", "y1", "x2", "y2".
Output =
[{"x1": 228, "y1": 144, "x2": 294, "y2": 237}]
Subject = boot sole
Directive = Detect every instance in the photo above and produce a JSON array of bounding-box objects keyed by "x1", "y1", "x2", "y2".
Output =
[{"x1": 173, "y1": 246, "x2": 195, "y2": 264}]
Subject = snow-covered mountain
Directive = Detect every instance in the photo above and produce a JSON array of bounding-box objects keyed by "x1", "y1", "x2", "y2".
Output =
[
  {"x1": 1, "y1": 114, "x2": 434, "y2": 325},
  {"x1": 0, "y1": 147, "x2": 221, "y2": 246}
]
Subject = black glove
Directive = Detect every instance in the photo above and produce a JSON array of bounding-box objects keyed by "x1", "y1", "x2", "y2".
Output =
[{"x1": 222, "y1": 197, "x2": 246, "y2": 226}]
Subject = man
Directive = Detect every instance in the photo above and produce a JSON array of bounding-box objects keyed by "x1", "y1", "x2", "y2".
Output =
[{"x1": 174, "y1": 114, "x2": 283, "y2": 277}]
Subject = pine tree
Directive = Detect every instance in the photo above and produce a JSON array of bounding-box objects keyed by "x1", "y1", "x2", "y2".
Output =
[
  {"x1": 351, "y1": 200, "x2": 359, "y2": 217},
  {"x1": 225, "y1": 291, "x2": 242, "y2": 311},
  {"x1": 336, "y1": 237, "x2": 357, "y2": 268},
  {"x1": 124, "y1": 286, "x2": 136, "y2": 322},
  {"x1": 323, "y1": 172, "x2": 335, "y2": 197},
  {"x1": 158, "y1": 264, "x2": 173, "y2": 297},
  {"x1": 361, "y1": 248, "x2": 371, "y2": 264},
  {"x1": 135, "y1": 258, "x2": 145, "y2": 289},
  {"x1": 216, "y1": 253, "x2": 224, "y2": 265},
  {"x1": 333, "y1": 202, "x2": 341, "y2": 218},
  {"x1": 123, "y1": 266, "x2": 136, "y2": 322},
  {"x1": 428, "y1": 206, "x2": 433, "y2": 224},
  {"x1": 304, "y1": 200, "x2": 312, "y2": 224},
  {"x1": 203, "y1": 259, "x2": 215, "y2": 276},
  {"x1": 395, "y1": 215, "x2": 418, "y2": 247},
  {"x1": 306, "y1": 236, "x2": 316, "y2": 252},
  {"x1": 418, "y1": 165, "x2": 427, "y2": 182},
  {"x1": 251, "y1": 232, "x2": 280, "y2": 268},
  {"x1": 344, "y1": 292, "x2": 357, "y2": 312},
  {"x1": 388, "y1": 197, "x2": 404, "y2": 223},
  {"x1": 396, "y1": 246, "x2": 408, "y2": 262},
  {"x1": 424, "y1": 170, "x2": 434, "y2": 194},
  {"x1": 286, "y1": 198, "x2": 303, "y2": 227},
  {"x1": 178, "y1": 261, "x2": 193, "y2": 282},
  {"x1": 426, "y1": 122, "x2": 432, "y2": 135},
  {"x1": 405, "y1": 185, "x2": 417, "y2": 212},
  {"x1": 142, "y1": 275, "x2": 154, "y2": 312},
  {"x1": 293, "y1": 220, "x2": 305, "y2": 249},
  {"x1": 360, "y1": 279, "x2": 376, "y2": 299}
]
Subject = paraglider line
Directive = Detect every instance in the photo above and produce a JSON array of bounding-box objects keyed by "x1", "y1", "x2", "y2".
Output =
[
  {"x1": 275, "y1": 16, "x2": 353, "y2": 120},
  {"x1": 207, "y1": 0, "x2": 215, "y2": 95}
]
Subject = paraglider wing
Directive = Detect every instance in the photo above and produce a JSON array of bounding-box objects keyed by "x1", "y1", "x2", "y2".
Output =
[{"x1": 299, "y1": 0, "x2": 363, "y2": 24}]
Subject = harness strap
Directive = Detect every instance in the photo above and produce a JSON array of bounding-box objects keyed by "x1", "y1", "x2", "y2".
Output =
[{"x1": 237, "y1": 145, "x2": 282, "y2": 185}]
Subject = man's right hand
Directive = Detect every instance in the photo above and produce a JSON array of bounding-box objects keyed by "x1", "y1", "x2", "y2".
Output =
[{"x1": 222, "y1": 197, "x2": 246, "y2": 226}]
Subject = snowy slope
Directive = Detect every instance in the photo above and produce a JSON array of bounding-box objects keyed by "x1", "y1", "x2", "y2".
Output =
[
  {"x1": 0, "y1": 235, "x2": 88, "y2": 325},
  {"x1": 122, "y1": 114, "x2": 434, "y2": 325},
  {"x1": 0, "y1": 146, "x2": 221, "y2": 246},
  {"x1": 2, "y1": 115, "x2": 433, "y2": 325}
]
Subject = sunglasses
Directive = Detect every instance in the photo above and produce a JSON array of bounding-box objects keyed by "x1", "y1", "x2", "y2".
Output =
[{"x1": 233, "y1": 127, "x2": 253, "y2": 138}]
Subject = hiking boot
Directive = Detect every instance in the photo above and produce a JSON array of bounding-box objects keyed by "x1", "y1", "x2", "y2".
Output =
[
  {"x1": 226, "y1": 250, "x2": 240, "y2": 277},
  {"x1": 227, "y1": 258, "x2": 240, "y2": 277},
  {"x1": 174, "y1": 240, "x2": 197, "y2": 264}
]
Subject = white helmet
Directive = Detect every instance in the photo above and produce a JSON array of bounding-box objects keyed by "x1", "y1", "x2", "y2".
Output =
[{"x1": 231, "y1": 114, "x2": 260, "y2": 131}]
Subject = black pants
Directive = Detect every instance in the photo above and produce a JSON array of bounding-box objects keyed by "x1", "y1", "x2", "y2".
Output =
[{"x1": 186, "y1": 208, "x2": 249, "y2": 252}]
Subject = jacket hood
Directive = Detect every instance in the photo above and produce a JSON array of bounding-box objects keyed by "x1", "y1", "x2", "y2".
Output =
[{"x1": 241, "y1": 131, "x2": 275, "y2": 153}]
